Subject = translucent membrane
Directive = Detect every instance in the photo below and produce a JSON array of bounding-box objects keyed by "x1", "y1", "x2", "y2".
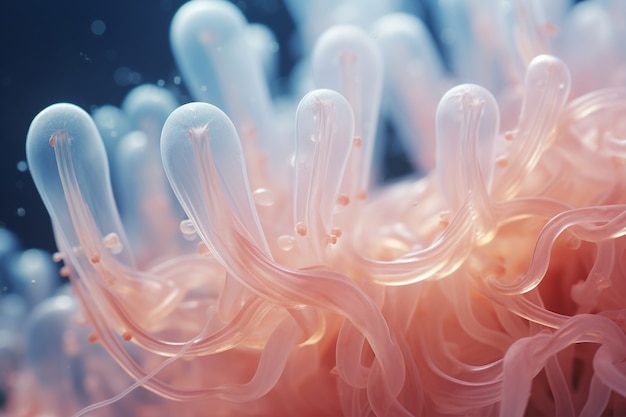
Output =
[
  {"x1": 293, "y1": 89, "x2": 354, "y2": 260},
  {"x1": 0, "y1": 227, "x2": 20, "y2": 257},
  {"x1": 512, "y1": 0, "x2": 569, "y2": 66},
  {"x1": 244, "y1": 23, "x2": 279, "y2": 88},
  {"x1": 20, "y1": 293, "x2": 168, "y2": 417},
  {"x1": 25, "y1": 103, "x2": 134, "y2": 268},
  {"x1": 373, "y1": 13, "x2": 447, "y2": 172},
  {"x1": 5, "y1": 248, "x2": 58, "y2": 307},
  {"x1": 558, "y1": 1, "x2": 619, "y2": 97},
  {"x1": 284, "y1": 0, "x2": 400, "y2": 51},
  {"x1": 430, "y1": 0, "x2": 518, "y2": 90},
  {"x1": 23, "y1": 294, "x2": 87, "y2": 416},
  {"x1": 312, "y1": 25, "x2": 382, "y2": 199},
  {"x1": 161, "y1": 102, "x2": 408, "y2": 414},
  {"x1": 492, "y1": 54, "x2": 571, "y2": 200},
  {"x1": 25, "y1": 103, "x2": 186, "y2": 352},
  {"x1": 170, "y1": 0, "x2": 282, "y2": 174},
  {"x1": 116, "y1": 85, "x2": 186, "y2": 266},
  {"x1": 91, "y1": 105, "x2": 130, "y2": 161},
  {"x1": 435, "y1": 83, "x2": 499, "y2": 215},
  {"x1": 122, "y1": 84, "x2": 178, "y2": 142},
  {"x1": 160, "y1": 102, "x2": 270, "y2": 259},
  {"x1": 15, "y1": 0, "x2": 626, "y2": 416}
]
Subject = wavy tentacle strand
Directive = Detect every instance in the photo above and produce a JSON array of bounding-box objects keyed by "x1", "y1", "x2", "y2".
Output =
[
  {"x1": 293, "y1": 89, "x2": 354, "y2": 262},
  {"x1": 25, "y1": 105, "x2": 184, "y2": 330},
  {"x1": 500, "y1": 314, "x2": 626, "y2": 417},
  {"x1": 493, "y1": 55, "x2": 571, "y2": 201},
  {"x1": 16, "y1": 0, "x2": 626, "y2": 416},
  {"x1": 161, "y1": 102, "x2": 408, "y2": 411}
]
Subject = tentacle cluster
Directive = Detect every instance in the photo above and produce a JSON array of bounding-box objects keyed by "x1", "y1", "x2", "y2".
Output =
[{"x1": 11, "y1": 0, "x2": 626, "y2": 416}]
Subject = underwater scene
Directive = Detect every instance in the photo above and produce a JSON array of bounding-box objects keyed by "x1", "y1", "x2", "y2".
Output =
[{"x1": 2, "y1": 0, "x2": 626, "y2": 416}]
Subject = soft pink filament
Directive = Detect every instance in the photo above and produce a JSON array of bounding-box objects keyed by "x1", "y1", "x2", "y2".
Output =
[{"x1": 12, "y1": 0, "x2": 626, "y2": 416}]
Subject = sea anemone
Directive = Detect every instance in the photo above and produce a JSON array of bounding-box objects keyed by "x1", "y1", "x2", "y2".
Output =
[{"x1": 5, "y1": 0, "x2": 626, "y2": 416}]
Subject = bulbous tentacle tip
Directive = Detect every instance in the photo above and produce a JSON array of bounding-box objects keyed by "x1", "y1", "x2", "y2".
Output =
[
  {"x1": 161, "y1": 102, "x2": 270, "y2": 259},
  {"x1": 121, "y1": 84, "x2": 179, "y2": 137},
  {"x1": 492, "y1": 54, "x2": 571, "y2": 201},
  {"x1": 435, "y1": 83, "x2": 500, "y2": 213},
  {"x1": 372, "y1": 12, "x2": 444, "y2": 87},
  {"x1": 169, "y1": 0, "x2": 248, "y2": 110},
  {"x1": 170, "y1": 0, "x2": 246, "y2": 47},
  {"x1": 523, "y1": 54, "x2": 571, "y2": 117},
  {"x1": 27, "y1": 103, "x2": 86, "y2": 153},
  {"x1": 169, "y1": 0, "x2": 278, "y2": 172},
  {"x1": 26, "y1": 103, "x2": 133, "y2": 267},
  {"x1": 312, "y1": 24, "x2": 383, "y2": 197},
  {"x1": 26, "y1": 103, "x2": 102, "y2": 202},
  {"x1": 293, "y1": 89, "x2": 354, "y2": 258}
]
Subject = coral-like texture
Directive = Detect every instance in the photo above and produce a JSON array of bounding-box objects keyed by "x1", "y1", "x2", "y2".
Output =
[{"x1": 6, "y1": 0, "x2": 626, "y2": 416}]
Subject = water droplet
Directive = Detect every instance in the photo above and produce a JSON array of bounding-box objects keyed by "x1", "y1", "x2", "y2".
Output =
[
  {"x1": 79, "y1": 51, "x2": 93, "y2": 63},
  {"x1": 179, "y1": 219, "x2": 197, "y2": 239},
  {"x1": 253, "y1": 188, "x2": 275, "y2": 207},
  {"x1": 91, "y1": 19, "x2": 106, "y2": 36},
  {"x1": 103, "y1": 233, "x2": 123, "y2": 254},
  {"x1": 277, "y1": 235, "x2": 295, "y2": 251}
]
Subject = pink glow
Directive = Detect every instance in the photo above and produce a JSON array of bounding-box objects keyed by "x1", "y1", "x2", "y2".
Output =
[{"x1": 10, "y1": 0, "x2": 626, "y2": 416}]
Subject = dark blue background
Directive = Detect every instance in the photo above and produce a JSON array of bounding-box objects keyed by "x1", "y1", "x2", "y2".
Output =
[
  {"x1": 0, "y1": 0, "x2": 586, "y2": 254},
  {"x1": 0, "y1": 0, "x2": 295, "y2": 252}
]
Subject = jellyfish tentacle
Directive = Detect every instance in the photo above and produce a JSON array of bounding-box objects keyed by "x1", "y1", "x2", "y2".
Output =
[
  {"x1": 312, "y1": 25, "x2": 383, "y2": 203},
  {"x1": 293, "y1": 89, "x2": 354, "y2": 262},
  {"x1": 494, "y1": 54, "x2": 571, "y2": 200},
  {"x1": 162, "y1": 101, "x2": 409, "y2": 411}
]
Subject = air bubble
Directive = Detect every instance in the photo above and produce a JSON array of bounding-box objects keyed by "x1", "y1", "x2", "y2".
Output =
[
  {"x1": 252, "y1": 188, "x2": 275, "y2": 207},
  {"x1": 103, "y1": 233, "x2": 123, "y2": 255},
  {"x1": 179, "y1": 219, "x2": 197, "y2": 239},
  {"x1": 277, "y1": 235, "x2": 295, "y2": 251}
]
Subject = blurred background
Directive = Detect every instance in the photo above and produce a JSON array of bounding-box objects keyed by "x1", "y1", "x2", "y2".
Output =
[
  {"x1": 0, "y1": 0, "x2": 296, "y2": 253},
  {"x1": 1, "y1": 0, "x2": 589, "y2": 255}
]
